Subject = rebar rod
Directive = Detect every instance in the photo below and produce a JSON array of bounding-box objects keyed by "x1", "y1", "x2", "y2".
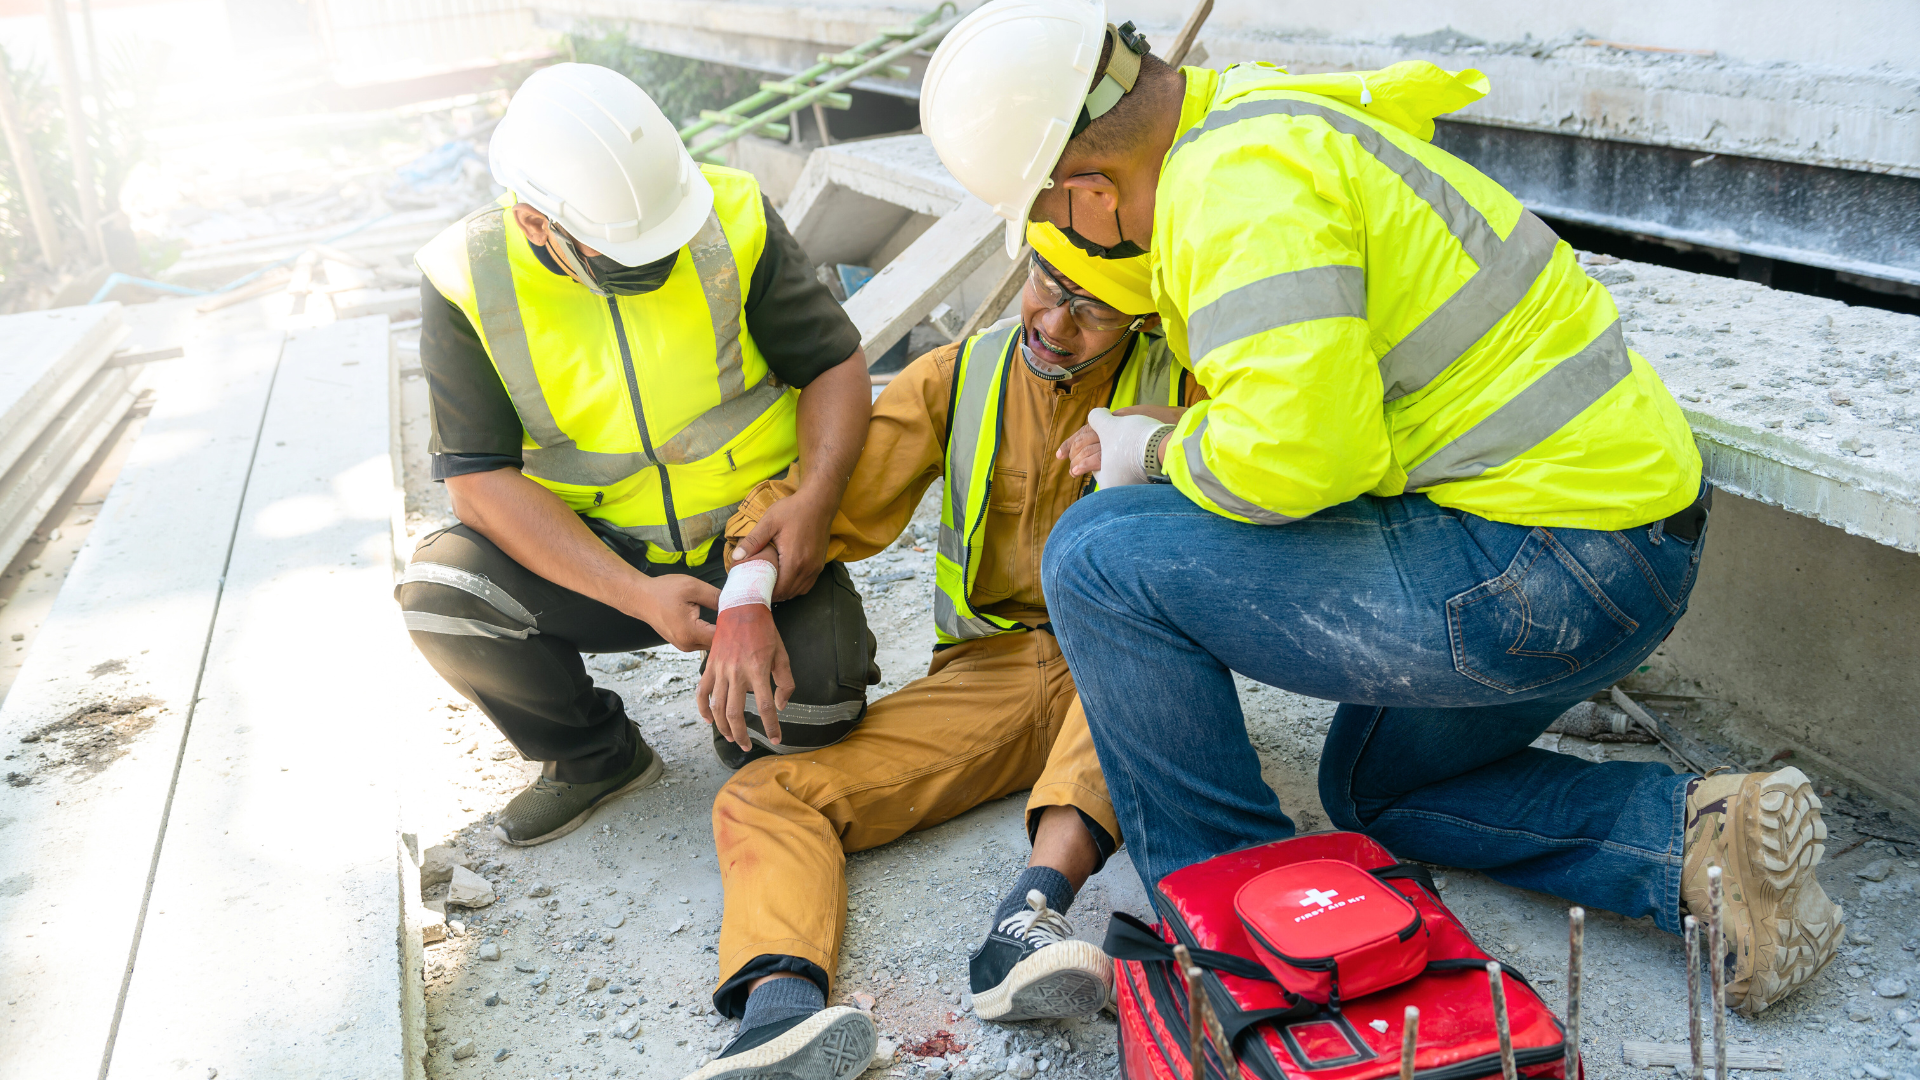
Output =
[
  {"x1": 1567, "y1": 906, "x2": 1585, "y2": 1080},
  {"x1": 1399, "y1": 1006, "x2": 1419, "y2": 1080},
  {"x1": 1173, "y1": 944, "x2": 1206, "y2": 1080},
  {"x1": 1686, "y1": 914, "x2": 1704, "y2": 1080},
  {"x1": 1708, "y1": 867, "x2": 1728, "y2": 1080},
  {"x1": 1488, "y1": 962, "x2": 1518, "y2": 1080}
]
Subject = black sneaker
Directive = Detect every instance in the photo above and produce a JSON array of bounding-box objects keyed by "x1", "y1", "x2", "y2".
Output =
[
  {"x1": 491, "y1": 725, "x2": 661, "y2": 847},
  {"x1": 680, "y1": 1006, "x2": 874, "y2": 1080},
  {"x1": 969, "y1": 890, "x2": 1112, "y2": 1021}
]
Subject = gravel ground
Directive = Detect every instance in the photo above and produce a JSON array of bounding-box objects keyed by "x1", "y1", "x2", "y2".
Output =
[{"x1": 394, "y1": 343, "x2": 1918, "y2": 1080}]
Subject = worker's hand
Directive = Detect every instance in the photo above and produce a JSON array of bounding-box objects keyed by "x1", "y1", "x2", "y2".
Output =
[
  {"x1": 697, "y1": 602, "x2": 794, "y2": 753},
  {"x1": 629, "y1": 574, "x2": 718, "y2": 652},
  {"x1": 1058, "y1": 405, "x2": 1186, "y2": 479},
  {"x1": 730, "y1": 487, "x2": 835, "y2": 601}
]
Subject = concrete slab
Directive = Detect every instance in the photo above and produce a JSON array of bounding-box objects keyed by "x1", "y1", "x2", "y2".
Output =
[
  {"x1": 0, "y1": 328, "x2": 287, "y2": 1079},
  {"x1": 106, "y1": 316, "x2": 411, "y2": 1079},
  {"x1": 0, "y1": 363, "x2": 140, "y2": 572},
  {"x1": 842, "y1": 197, "x2": 1004, "y2": 362},
  {"x1": 0, "y1": 304, "x2": 126, "y2": 483},
  {"x1": 1592, "y1": 257, "x2": 1920, "y2": 552}
]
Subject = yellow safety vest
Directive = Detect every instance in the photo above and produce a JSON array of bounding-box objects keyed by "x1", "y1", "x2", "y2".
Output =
[
  {"x1": 1154, "y1": 62, "x2": 1701, "y2": 531},
  {"x1": 934, "y1": 321, "x2": 1187, "y2": 643},
  {"x1": 416, "y1": 166, "x2": 798, "y2": 562}
]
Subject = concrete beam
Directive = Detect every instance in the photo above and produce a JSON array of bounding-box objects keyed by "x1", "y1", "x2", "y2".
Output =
[{"x1": 1592, "y1": 257, "x2": 1920, "y2": 553}]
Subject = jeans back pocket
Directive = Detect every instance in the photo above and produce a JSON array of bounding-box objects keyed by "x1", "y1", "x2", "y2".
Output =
[{"x1": 1446, "y1": 528, "x2": 1639, "y2": 694}]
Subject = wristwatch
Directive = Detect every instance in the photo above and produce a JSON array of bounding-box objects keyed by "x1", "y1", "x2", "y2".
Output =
[{"x1": 1143, "y1": 423, "x2": 1176, "y2": 478}]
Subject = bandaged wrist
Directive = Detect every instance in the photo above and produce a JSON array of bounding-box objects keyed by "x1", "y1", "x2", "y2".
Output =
[{"x1": 718, "y1": 558, "x2": 777, "y2": 613}]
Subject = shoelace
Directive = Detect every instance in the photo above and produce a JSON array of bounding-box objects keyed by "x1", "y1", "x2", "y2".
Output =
[{"x1": 996, "y1": 889, "x2": 1075, "y2": 949}]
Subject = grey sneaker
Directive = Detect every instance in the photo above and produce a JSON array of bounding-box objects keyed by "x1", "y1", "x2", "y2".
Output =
[
  {"x1": 492, "y1": 728, "x2": 661, "y2": 847},
  {"x1": 969, "y1": 890, "x2": 1112, "y2": 1022}
]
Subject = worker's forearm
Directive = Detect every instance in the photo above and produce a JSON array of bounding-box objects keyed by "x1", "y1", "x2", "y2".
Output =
[
  {"x1": 446, "y1": 468, "x2": 647, "y2": 613},
  {"x1": 791, "y1": 350, "x2": 870, "y2": 506}
]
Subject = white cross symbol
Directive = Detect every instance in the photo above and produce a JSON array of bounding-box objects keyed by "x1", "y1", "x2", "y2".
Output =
[{"x1": 1300, "y1": 888, "x2": 1340, "y2": 908}]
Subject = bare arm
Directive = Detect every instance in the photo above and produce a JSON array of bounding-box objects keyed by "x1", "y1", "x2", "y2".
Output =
[
  {"x1": 730, "y1": 348, "x2": 871, "y2": 599},
  {"x1": 446, "y1": 467, "x2": 717, "y2": 651}
]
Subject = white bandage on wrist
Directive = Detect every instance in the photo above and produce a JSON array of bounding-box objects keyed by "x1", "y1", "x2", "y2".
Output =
[{"x1": 718, "y1": 558, "x2": 777, "y2": 612}]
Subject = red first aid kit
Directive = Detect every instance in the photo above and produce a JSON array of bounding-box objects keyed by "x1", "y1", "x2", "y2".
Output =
[
  {"x1": 1104, "y1": 832, "x2": 1576, "y2": 1080},
  {"x1": 1237, "y1": 859, "x2": 1428, "y2": 1005}
]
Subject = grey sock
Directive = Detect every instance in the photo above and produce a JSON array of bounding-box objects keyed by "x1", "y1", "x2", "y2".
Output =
[
  {"x1": 993, "y1": 865, "x2": 1075, "y2": 928},
  {"x1": 740, "y1": 975, "x2": 824, "y2": 1031}
]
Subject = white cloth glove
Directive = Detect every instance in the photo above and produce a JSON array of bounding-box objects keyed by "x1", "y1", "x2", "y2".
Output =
[{"x1": 1088, "y1": 408, "x2": 1170, "y2": 489}]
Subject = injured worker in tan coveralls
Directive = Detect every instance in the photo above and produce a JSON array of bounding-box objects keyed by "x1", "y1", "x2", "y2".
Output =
[{"x1": 680, "y1": 223, "x2": 1207, "y2": 1080}]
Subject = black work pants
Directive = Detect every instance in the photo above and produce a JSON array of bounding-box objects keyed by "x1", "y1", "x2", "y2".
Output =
[{"x1": 397, "y1": 523, "x2": 876, "y2": 783}]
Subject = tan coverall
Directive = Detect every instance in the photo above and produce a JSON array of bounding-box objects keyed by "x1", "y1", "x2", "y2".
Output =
[{"x1": 711, "y1": 338, "x2": 1205, "y2": 1000}]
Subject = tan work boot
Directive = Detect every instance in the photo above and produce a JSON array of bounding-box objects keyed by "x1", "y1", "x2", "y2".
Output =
[{"x1": 1681, "y1": 766, "x2": 1844, "y2": 1015}]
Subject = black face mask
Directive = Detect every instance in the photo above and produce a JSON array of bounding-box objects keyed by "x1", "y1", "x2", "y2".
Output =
[
  {"x1": 1063, "y1": 184, "x2": 1149, "y2": 260},
  {"x1": 586, "y1": 250, "x2": 679, "y2": 296}
]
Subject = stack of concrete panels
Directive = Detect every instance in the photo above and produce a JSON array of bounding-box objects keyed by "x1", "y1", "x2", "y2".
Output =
[{"x1": 0, "y1": 305, "x2": 133, "y2": 571}]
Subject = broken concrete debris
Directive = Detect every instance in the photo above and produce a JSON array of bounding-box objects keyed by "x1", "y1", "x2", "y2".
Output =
[
  {"x1": 419, "y1": 844, "x2": 470, "y2": 887},
  {"x1": 447, "y1": 864, "x2": 496, "y2": 908}
]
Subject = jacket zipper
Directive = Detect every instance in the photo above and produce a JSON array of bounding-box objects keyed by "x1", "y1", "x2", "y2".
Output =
[{"x1": 606, "y1": 298, "x2": 684, "y2": 551}]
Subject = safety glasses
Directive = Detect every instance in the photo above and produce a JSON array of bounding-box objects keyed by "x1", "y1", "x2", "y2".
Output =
[{"x1": 1024, "y1": 252, "x2": 1146, "y2": 334}]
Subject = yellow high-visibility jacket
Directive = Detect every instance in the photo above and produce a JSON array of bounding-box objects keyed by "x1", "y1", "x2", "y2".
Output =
[
  {"x1": 1154, "y1": 62, "x2": 1700, "y2": 530},
  {"x1": 416, "y1": 167, "x2": 798, "y2": 562}
]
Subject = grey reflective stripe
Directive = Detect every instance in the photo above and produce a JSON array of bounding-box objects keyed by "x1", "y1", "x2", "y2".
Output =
[
  {"x1": 935, "y1": 589, "x2": 1009, "y2": 642},
  {"x1": 1404, "y1": 321, "x2": 1632, "y2": 490},
  {"x1": 1179, "y1": 415, "x2": 1298, "y2": 525},
  {"x1": 1187, "y1": 264, "x2": 1365, "y2": 363},
  {"x1": 1380, "y1": 211, "x2": 1560, "y2": 401},
  {"x1": 400, "y1": 561, "x2": 539, "y2": 629},
  {"x1": 465, "y1": 209, "x2": 570, "y2": 449},
  {"x1": 1166, "y1": 96, "x2": 1561, "y2": 399},
  {"x1": 1138, "y1": 335, "x2": 1177, "y2": 405},
  {"x1": 935, "y1": 322, "x2": 1024, "y2": 642},
  {"x1": 589, "y1": 503, "x2": 740, "y2": 551},
  {"x1": 687, "y1": 211, "x2": 746, "y2": 398},
  {"x1": 936, "y1": 522, "x2": 964, "y2": 565},
  {"x1": 748, "y1": 699, "x2": 867, "y2": 753},
  {"x1": 943, "y1": 323, "x2": 1019, "y2": 534},
  {"x1": 402, "y1": 611, "x2": 538, "y2": 640}
]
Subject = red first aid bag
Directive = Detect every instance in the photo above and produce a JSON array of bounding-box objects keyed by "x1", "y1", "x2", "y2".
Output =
[
  {"x1": 1104, "y1": 832, "x2": 1577, "y2": 1080},
  {"x1": 1237, "y1": 859, "x2": 1428, "y2": 1005}
]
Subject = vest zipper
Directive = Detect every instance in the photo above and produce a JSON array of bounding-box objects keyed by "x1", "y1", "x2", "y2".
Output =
[{"x1": 606, "y1": 298, "x2": 685, "y2": 551}]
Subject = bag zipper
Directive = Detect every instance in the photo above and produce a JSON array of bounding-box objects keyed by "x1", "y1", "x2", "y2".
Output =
[{"x1": 606, "y1": 298, "x2": 684, "y2": 551}]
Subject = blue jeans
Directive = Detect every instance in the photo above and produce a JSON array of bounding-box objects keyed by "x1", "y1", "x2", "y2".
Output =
[{"x1": 1042, "y1": 485, "x2": 1707, "y2": 936}]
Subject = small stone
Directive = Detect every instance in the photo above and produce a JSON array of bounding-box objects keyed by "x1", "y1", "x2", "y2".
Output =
[
  {"x1": 1876, "y1": 978, "x2": 1910, "y2": 999},
  {"x1": 208, "y1": 1070, "x2": 217, "y2": 1079},
  {"x1": 679, "y1": 896, "x2": 690, "y2": 904},
  {"x1": 1850, "y1": 966, "x2": 1867, "y2": 979},
  {"x1": 852, "y1": 992, "x2": 876, "y2": 1013},
  {"x1": 451, "y1": 1037, "x2": 476, "y2": 1060},
  {"x1": 493, "y1": 1048, "x2": 510, "y2": 1062},
  {"x1": 514, "y1": 962, "x2": 537, "y2": 973},
  {"x1": 614, "y1": 1012, "x2": 641, "y2": 1040},
  {"x1": 604, "y1": 913, "x2": 625, "y2": 929},
  {"x1": 420, "y1": 845, "x2": 470, "y2": 887},
  {"x1": 960, "y1": 991, "x2": 973, "y2": 1012},
  {"x1": 872, "y1": 1038, "x2": 897, "y2": 1069},
  {"x1": 476, "y1": 941, "x2": 501, "y2": 961},
  {"x1": 1369, "y1": 1019, "x2": 1389, "y2": 1033},
  {"x1": 1804, "y1": 407, "x2": 1830, "y2": 423},
  {"x1": 1852, "y1": 1005, "x2": 1877, "y2": 1022},
  {"x1": 447, "y1": 865, "x2": 496, "y2": 908},
  {"x1": 1859, "y1": 859, "x2": 1896, "y2": 882},
  {"x1": 527, "y1": 882, "x2": 552, "y2": 898},
  {"x1": 588, "y1": 976, "x2": 608, "y2": 991},
  {"x1": 1863, "y1": 1065, "x2": 1891, "y2": 1080},
  {"x1": 1006, "y1": 1052, "x2": 1038, "y2": 1079},
  {"x1": 9, "y1": 634, "x2": 22, "y2": 642},
  {"x1": 1432, "y1": 874, "x2": 1448, "y2": 891}
]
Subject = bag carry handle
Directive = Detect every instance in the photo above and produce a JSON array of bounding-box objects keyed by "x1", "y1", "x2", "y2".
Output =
[
  {"x1": 1369, "y1": 862, "x2": 1439, "y2": 895},
  {"x1": 1104, "y1": 912, "x2": 1276, "y2": 982}
]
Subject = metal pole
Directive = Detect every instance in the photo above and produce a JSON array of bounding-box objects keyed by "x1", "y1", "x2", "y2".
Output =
[
  {"x1": 1164, "y1": 0, "x2": 1214, "y2": 66},
  {"x1": 44, "y1": 0, "x2": 103, "y2": 261},
  {"x1": 1487, "y1": 962, "x2": 1519, "y2": 1080},
  {"x1": 812, "y1": 100, "x2": 833, "y2": 146},
  {"x1": 1399, "y1": 1006, "x2": 1419, "y2": 1080},
  {"x1": 1708, "y1": 867, "x2": 1728, "y2": 1080},
  {"x1": 1566, "y1": 907, "x2": 1585, "y2": 1080},
  {"x1": 0, "y1": 48, "x2": 64, "y2": 268},
  {"x1": 1685, "y1": 914, "x2": 1704, "y2": 1080}
]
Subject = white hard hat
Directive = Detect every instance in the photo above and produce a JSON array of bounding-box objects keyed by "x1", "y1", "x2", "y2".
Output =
[
  {"x1": 490, "y1": 63, "x2": 713, "y2": 267},
  {"x1": 922, "y1": 0, "x2": 1137, "y2": 257}
]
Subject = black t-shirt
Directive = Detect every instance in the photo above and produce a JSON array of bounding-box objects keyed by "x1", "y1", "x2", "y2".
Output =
[{"x1": 422, "y1": 195, "x2": 860, "y2": 480}]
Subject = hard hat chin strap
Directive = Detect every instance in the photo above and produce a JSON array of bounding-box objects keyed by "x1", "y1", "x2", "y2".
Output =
[{"x1": 1073, "y1": 22, "x2": 1148, "y2": 138}]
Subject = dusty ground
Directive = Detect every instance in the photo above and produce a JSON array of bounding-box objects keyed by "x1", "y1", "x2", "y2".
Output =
[{"x1": 393, "y1": 373, "x2": 1920, "y2": 1080}]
